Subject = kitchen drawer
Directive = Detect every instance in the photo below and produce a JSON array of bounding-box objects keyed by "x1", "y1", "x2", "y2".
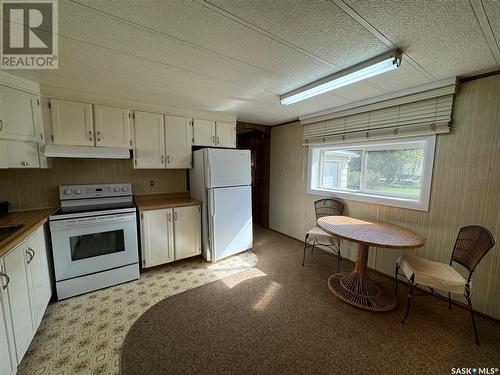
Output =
[{"x1": 6, "y1": 140, "x2": 40, "y2": 168}]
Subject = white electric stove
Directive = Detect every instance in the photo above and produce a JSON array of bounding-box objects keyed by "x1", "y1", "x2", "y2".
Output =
[{"x1": 49, "y1": 183, "x2": 139, "y2": 300}]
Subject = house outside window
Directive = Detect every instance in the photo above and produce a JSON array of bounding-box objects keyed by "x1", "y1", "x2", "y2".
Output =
[{"x1": 308, "y1": 136, "x2": 436, "y2": 211}]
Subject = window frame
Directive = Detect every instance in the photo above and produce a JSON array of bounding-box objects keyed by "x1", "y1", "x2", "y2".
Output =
[{"x1": 307, "y1": 135, "x2": 436, "y2": 211}]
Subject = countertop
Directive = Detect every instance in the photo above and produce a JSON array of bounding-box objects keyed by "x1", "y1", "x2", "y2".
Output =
[
  {"x1": 0, "y1": 208, "x2": 58, "y2": 258},
  {"x1": 134, "y1": 193, "x2": 201, "y2": 212}
]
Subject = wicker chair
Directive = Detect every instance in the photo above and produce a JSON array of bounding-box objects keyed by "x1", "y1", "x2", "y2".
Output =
[
  {"x1": 302, "y1": 198, "x2": 344, "y2": 271},
  {"x1": 395, "y1": 225, "x2": 495, "y2": 344}
]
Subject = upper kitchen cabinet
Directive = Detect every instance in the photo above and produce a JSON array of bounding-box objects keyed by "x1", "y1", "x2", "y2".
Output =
[
  {"x1": 94, "y1": 105, "x2": 132, "y2": 149},
  {"x1": 0, "y1": 84, "x2": 41, "y2": 142},
  {"x1": 193, "y1": 119, "x2": 216, "y2": 147},
  {"x1": 5, "y1": 140, "x2": 40, "y2": 169},
  {"x1": 215, "y1": 122, "x2": 236, "y2": 148},
  {"x1": 134, "y1": 111, "x2": 165, "y2": 169},
  {"x1": 50, "y1": 99, "x2": 94, "y2": 146},
  {"x1": 0, "y1": 140, "x2": 7, "y2": 169},
  {"x1": 192, "y1": 119, "x2": 236, "y2": 148},
  {"x1": 164, "y1": 115, "x2": 192, "y2": 169}
]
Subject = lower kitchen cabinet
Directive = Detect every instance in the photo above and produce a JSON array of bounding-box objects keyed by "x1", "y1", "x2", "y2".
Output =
[
  {"x1": 0, "y1": 224, "x2": 52, "y2": 374},
  {"x1": 141, "y1": 208, "x2": 174, "y2": 268},
  {"x1": 174, "y1": 206, "x2": 202, "y2": 260},
  {"x1": 140, "y1": 205, "x2": 201, "y2": 268},
  {"x1": 2, "y1": 242, "x2": 35, "y2": 363},
  {"x1": 25, "y1": 226, "x2": 51, "y2": 328},
  {"x1": 0, "y1": 271, "x2": 17, "y2": 375}
]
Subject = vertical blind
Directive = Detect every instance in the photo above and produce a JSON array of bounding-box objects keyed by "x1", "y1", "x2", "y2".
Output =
[{"x1": 302, "y1": 85, "x2": 456, "y2": 145}]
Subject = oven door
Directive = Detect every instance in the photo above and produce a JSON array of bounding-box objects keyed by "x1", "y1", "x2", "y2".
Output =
[{"x1": 49, "y1": 212, "x2": 138, "y2": 282}]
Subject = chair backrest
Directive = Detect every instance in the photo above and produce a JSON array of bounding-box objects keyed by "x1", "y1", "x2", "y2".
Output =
[
  {"x1": 314, "y1": 199, "x2": 344, "y2": 221},
  {"x1": 451, "y1": 225, "x2": 495, "y2": 276}
]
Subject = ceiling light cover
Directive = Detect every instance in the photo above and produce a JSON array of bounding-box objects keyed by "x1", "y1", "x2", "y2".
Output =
[{"x1": 280, "y1": 51, "x2": 402, "y2": 105}]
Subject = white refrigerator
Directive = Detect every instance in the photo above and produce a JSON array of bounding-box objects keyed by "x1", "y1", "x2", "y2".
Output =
[{"x1": 190, "y1": 148, "x2": 253, "y2": 262}]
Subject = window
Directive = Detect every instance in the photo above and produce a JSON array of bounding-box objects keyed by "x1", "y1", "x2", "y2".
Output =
[{"x1": 308, "y1": 136, "x2": 436, "y2": 211}]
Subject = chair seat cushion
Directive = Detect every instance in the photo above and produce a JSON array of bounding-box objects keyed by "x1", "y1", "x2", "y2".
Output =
[
  {"x1": 397, "y1": 254, "x2": 467, "y2": 295},
  {"x1": 306, "y1": 226, "x2": 339, "y2": 246}
]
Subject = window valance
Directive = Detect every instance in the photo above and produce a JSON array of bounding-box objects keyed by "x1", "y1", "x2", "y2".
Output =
[{"x1": 302, "y1": 83, "x2": 457, "y2": 145}]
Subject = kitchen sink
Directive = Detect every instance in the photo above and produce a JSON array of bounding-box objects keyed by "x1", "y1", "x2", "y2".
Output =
[{"x1": 0, "y1": 224, "x2": 23, "y2": 242}]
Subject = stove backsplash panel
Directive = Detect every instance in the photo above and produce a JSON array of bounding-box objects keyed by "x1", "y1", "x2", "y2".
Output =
[{"x1": 0, "y1": 158, "x2": 187, "y2": 210}]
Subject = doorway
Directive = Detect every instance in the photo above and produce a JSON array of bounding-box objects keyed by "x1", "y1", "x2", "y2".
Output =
[{"x1": 236, "y1": 123, "x2": 271, "y2": 228}]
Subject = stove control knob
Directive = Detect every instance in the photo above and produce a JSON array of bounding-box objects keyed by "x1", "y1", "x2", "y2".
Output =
[
  {"x1": 63, "y1": 188, "x2": 72, "y2": 195},
  {"x1": 73, "y1": 189, "x2": 82, "y2": 195},
  {"x1": 121, "y1": 186, "x2": 129, "y2": 192},
  {"x1": 113, "y1": 187, "x2": 120, "y2": 192}
]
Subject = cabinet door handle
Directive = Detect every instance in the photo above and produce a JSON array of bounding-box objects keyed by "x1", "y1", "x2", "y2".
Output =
[
  {"x1": 166, "y1": 155, "x2": 170, "y2": 164},
  {"x1": 26, "y1": 248, "x2": 35, "y2": 264},
  {"x1": 21, "y1": 161, "x2": 29, "y2": 166},
  {"x1": 0, "y1": 272, "x2": 9, "y2": 289},
  {"x1": 89, "y1": 130, "x2": 93, "y2": 142},
  {"x1": 0, "y1": 119, "x2": 3, "y2": 131},
  {"x1": 97, "y1": 131, "x2": 101, "y2": 142},
  {"x1": 161, "y1": 155, "x2": 164, "y2": 164},
  {"x1": 217, "y1": 136, "x2": 220, "y2": 145},
  {"x1": 174, "y1": 211, "x2": 178, "y2": 221},
  {"x1": 28, "y1": 247, "x2": 35, "y2": 263},
  {"x1": 168, "y1": 212, "x2": 171, "y2": 222},
  {"x1": 212, "y1": 135, "x2": 215, "y2": 145}
]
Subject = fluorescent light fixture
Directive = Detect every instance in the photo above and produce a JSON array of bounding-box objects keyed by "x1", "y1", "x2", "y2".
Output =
[{"x1": 280, "y1": 51, "x2": 402, "y2": 105}]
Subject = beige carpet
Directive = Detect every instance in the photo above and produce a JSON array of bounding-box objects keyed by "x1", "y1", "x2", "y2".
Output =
[{"x1": 121, "y1": 226, "x2": 500, "y2": 375}]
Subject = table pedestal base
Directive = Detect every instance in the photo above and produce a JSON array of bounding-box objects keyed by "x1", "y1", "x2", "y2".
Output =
[{"x1": 328, "y1": 272, "x2": 397, "y2": 311}]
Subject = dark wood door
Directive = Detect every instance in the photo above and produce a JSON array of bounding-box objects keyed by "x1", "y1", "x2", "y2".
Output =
[{"x1": 237, "y1": 125, "x2": 270, "y2": 228}]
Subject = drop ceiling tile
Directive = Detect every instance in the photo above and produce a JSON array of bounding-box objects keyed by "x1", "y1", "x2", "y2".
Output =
[
  {"x1": 206, "y1": 0, "x2": 388, "y2": 69},
  {"x1": 324, "y1": 81, "x2": 384, "y2": 102},
  {"x1": 13, "y1": 39, "x2": 271, "y2": 112},
  {"x1": 483, "y1": 1, "x2": 500, "y2": 53},
  {"x1": 16, "y1": 0, "x2": 494, "y2": 126},
  {"x1": 73, "y1": 0, "x2": 332, "y2": 82},
  {"x1": 365, "y1": 60, "x2": 432, "y2": 92},
  {"x1": 302, "y1": 82, "x2": 382, "y2": 108},
  {"x1": 346, "y1": 0, "x2": 497, "y2": 78},
  {"x1": 57, "y1": 1, "x2": 290, "y2": 95}
]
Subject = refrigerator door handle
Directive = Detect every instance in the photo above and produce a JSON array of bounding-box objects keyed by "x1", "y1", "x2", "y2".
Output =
[
  {"x1": 206, "y1": 152, "x2": 212, "y2": 187},
  {"x1": 210, "y1": 191, "x2": 216, "y2": 219}
]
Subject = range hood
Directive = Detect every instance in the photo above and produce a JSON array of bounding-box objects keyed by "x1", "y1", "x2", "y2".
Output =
[{"x1": 44, "y1": 144, "x2": 130, "y2": 159}]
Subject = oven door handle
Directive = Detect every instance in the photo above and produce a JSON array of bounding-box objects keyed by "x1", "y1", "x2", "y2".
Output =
[{"x1": 50, "y1": 213, "x2": 136, "y2": 230}]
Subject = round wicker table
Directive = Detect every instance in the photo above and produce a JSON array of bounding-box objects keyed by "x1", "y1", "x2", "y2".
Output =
[{"x1": 317, "y1": 216, "x2": 425, "y2": 312}]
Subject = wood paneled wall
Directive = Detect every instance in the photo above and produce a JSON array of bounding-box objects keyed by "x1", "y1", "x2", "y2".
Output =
[
  {"x1": 269, "y1": 74, "x2": 500, "y2": 319},
  {"x1": 0, "y1": 158, "x2": 187, "y2": 210}
]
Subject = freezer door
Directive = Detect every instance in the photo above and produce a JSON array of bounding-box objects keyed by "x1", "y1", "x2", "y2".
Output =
[
  {"x1": 208, "y1": 185, "x2": 252, "y2": 261},
  {"x1": 205, "y1": 148, "x2": 251, "y2": 188}
]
